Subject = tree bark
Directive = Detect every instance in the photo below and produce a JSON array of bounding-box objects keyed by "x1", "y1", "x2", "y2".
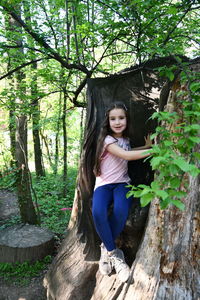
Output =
[{"x1": 15, "y1": 115, "x2": 38, "y2": 224}]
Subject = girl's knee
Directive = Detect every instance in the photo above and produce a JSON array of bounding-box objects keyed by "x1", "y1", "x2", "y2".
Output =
[{"x1": 92, "y1": 207, "x2": 107, "y2": 223}]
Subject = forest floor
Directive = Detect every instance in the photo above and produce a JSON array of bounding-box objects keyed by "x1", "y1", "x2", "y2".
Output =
[{"x1": 0, "y1": 189, "x2": 48, "y2": 300}]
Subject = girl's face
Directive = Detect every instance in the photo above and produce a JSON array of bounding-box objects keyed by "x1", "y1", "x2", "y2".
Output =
[{"x1": 108, "y1": 108, "x2": 127, "y2": 137}]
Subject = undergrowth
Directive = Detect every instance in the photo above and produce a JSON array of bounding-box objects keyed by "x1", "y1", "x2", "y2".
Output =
[
  {"x1": 0, "y1": 255, "x2": 52, "y2": 285},
  {"x1": 0, "y1": 168, "x2": 77, "y2": 285},
  {"x1": 0, "y1": 167, "x2": 77, "y2": 235}
]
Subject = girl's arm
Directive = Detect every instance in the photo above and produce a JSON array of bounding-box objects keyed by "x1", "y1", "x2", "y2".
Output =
[
  {"x1": 107, "y1": 143, "x2": 151, "y2": 161},
  {"x1": 132, "y1": 134, "x2": 152, "y2": 150}
]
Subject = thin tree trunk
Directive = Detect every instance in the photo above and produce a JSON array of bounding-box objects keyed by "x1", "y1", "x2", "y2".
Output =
[
  {"x1": 6, "y1": 15, "x2": 16, "y2": 166},
  {"x1": 62, "y1": 89, "x2": 67, "y2": 198},
  {"x1": 11, "y1": 4, "x2": 38, "y2": 224},
  {"x1": 65, "y1": 0, "x2": 71, "y2": 63},
  {"x1": 31, "y1": 61, "x2": 45, "y2": 177},
  {"x1": 15, "y1": 115, "x2": 38, "y2": 224},
  {"x1": 79, "y1": 107, "x2": 85, "y2": 159},
  {"x1": 54, "y1": 90, "x2": 62, "y2": 175},
  {"x1": 9, "y1": 110, "x2": 16, "y2": 166},
  {"x1": 40, "y1": 132, "x2": 54, "y2": 170},
  {"x1": 23, "y1": 0, "x2": 45, "y2": 178}
]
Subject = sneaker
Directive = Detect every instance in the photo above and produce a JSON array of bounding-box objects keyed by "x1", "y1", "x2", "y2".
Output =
[
  {"x1": 99, "y1": 244, "x2": 112, "y2": 275},
  {"x1": 109, "y1": 248, "x2": 130, "y2": 282}
]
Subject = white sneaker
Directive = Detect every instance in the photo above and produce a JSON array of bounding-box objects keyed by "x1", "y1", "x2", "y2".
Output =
[
  {"x1": 110, "y1": 248, "x2": 130, "y2": 282},
  {"x1": 99, "y1": 244, "x2": 112, "y2": 275}
]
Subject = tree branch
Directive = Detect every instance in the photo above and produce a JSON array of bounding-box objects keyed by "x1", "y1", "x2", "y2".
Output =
[
  {"x1": 2, "y1": 4, "x2": 91, "y2": 75},
  {"x1": 40, "y1": 2, "x2": 59, "y2": 49},
  {"x1": 162, "y1": 1, "x2": 195, "y2": 46},
  {"x1": 0, "y1": 57, "x2": 49, "y2": 80},
  {"x1": 95, "y1": 0, "x2": 127, "y2": 22},
  {"x1": 0, "y1": 43, "x2": 52, "y2": 57}
]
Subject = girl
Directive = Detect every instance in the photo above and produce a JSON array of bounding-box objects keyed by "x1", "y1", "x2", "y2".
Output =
[{"x1": 92, "y1": 101, "x2": 152, "y2": 283}]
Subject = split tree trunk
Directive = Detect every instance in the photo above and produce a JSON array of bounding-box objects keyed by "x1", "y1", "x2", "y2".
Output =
[{"x1": 44, "y1": 57, "x2": 199, "y2": 299}]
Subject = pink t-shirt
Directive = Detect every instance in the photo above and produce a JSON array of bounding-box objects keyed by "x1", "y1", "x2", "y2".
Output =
[{"x1": 94, "y1": 135, "x2": 131, "y2": 190}]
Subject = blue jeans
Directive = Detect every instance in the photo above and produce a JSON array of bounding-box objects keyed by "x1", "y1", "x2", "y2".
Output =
[{"x1": 92, "y1": 183, "x2": 132, "y2": 251}]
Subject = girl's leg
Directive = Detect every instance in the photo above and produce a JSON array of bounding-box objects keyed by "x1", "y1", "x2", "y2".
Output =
[
  {"x1": 109, "y1": 183, "x2": 132, "y2": 240},
  {"x1": 92, "y1": 185, "x2": 115, "y2": 251}
]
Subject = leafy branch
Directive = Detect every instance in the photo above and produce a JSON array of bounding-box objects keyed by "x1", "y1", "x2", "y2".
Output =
[
  {"x1": 1, "y1": 4, "x2": 91, "y2": 75},
  {"x1": 127, "y1": 63, "x2": 200, "y2": 210}
]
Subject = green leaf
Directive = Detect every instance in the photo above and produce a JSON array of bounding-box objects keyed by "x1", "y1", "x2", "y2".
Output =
[
  {"x1": 170, "y1": 177, "x2": 180, "y2": 188},
  {"x1": 170, "y1": 190, "x2": 186, "y2": 198},
  {"x1": 189, "y1": 137, "x2": 200, "y2": 143},
  {"x1": 156, "y1": 190, "x2": 168, "y2": 200},
  {"x1": 133, "y1": 190, "x2": 144, "y2": 198},
  {"x1": 168, "y1": 7, "x2": 178, "y2": 14},
  {"x1": 169, "y1": 164, "x2": 179, "y2": 174},
  {"x1": 166, "y1": 70, "x2": 175, "y2": 81},
  {"x1": 151, "y1": 181, "x2": 159, "y2": 190},
  {"x1": 140, "y1": 193, "x2": 154, "y2": 207},
  {"x1": 126, "y1": 190, "x2": 134, "y2": 198},
  {"x1": 151, "y1": 156, "x2": 165, "y2": 169},
  {"x1": 151, "y1": 112, "x2": 159, "y2": 120},
  {"x1": 164, "y1": 140, "x2": 173, "y2": 147},
  {"x1": 184, "y1": 124, "x2": 200, "y2": 132},
  {"x1": 189, "y1": 166, "x2": 200, "y2": 177},
  {"x1": 160, "y1": 200, "x2": 170, "y2": 210},
  {"x1": 138, "y1": 184, "x2": 149, "y2": 189},
  {"x1": 194, "y1": 152, "x2": 200, "y2": 160},
  {"x1": 190, "y1": 82, "x2": 200, "y2": 92},
  {"x1": 171, "y1": 199, "x2": 185, "y2": 211},
  {"x1": 174, "y1": 159, "x2": 192, "y2": 172}
]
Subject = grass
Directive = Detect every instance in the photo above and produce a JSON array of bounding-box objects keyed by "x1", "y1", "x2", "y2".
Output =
[
  {"x1": 33, "y1": 168, "x2": 77, "y2": 235},
  {"x1": 0, "y1": 255, "x2": 52, "y2": 285}
]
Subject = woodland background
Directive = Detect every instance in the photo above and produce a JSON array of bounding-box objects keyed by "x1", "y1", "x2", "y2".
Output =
[{"x1": 0, "y1": 0, "x2": 199, "y2": 297}]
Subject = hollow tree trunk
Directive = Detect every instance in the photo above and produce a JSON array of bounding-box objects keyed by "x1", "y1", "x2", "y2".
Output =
[{"x1": 44, "y1": 57, "x2": 199, "y2": 299}]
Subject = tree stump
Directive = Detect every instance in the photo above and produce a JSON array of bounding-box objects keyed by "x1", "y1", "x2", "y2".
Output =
[{"x1": 0, "y1": 224, "x2": 54, "y2": 263}]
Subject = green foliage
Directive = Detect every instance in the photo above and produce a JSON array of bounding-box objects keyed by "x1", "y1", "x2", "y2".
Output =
[
  {"x1": 0, "y1": 167, "x2": 77, "y2": 234},
  {"x1": 127, "y1": 66, "x2": 200, "y2": 210},
  {"x1": 32, "y1": 168, "x2": 77, "y2": 234},
  {"x1": 0, "y1": 255, "x2": 52, "y2": 285},
  {"x1": 0, "y1": 171, "x2": 17, "y2": 190},
  {"x1": 0, "y1": 215, "x2": 21, "y2": 230}
]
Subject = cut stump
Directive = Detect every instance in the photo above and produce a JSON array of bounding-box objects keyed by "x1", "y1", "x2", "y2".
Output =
[{"x1": 0, "y1": 224, "x2": 54, "y2": 263}]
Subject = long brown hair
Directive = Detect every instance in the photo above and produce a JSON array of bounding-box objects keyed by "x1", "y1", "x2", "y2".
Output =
[{"x1": 93, "y1": 101, "x2": 130, "y2": 176}]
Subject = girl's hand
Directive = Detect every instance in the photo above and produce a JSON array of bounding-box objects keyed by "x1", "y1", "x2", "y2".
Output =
[{"x1": 144, "y1": 134, "x2": 152, "y2": 148}]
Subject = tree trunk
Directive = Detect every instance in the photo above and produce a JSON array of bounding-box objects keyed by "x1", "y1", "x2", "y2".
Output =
[
  {"x1": 62, "y1": 89, "x2": 68, "y2": 198},
  {"x1": 6, "y1": 11, "x2": 16, "y2": 166},
  {"x1": 54, "y1": 92, "x2": 62, "y2": 175},
  {"x1": 31, "y1": 61, "x2": 45, "y2": 177},
  {"x1": 23, "y1": 0, "x2": 45, "y2": 178},
  {"x1": 16, "y1": 115, "x2": 38, "y2": 224},
  {"x1": 10, "y1": 4, "x2": 39, "y2": 225},
  {"x1": 44, "y1": 57, "x2": 199, "y2": 299}
]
